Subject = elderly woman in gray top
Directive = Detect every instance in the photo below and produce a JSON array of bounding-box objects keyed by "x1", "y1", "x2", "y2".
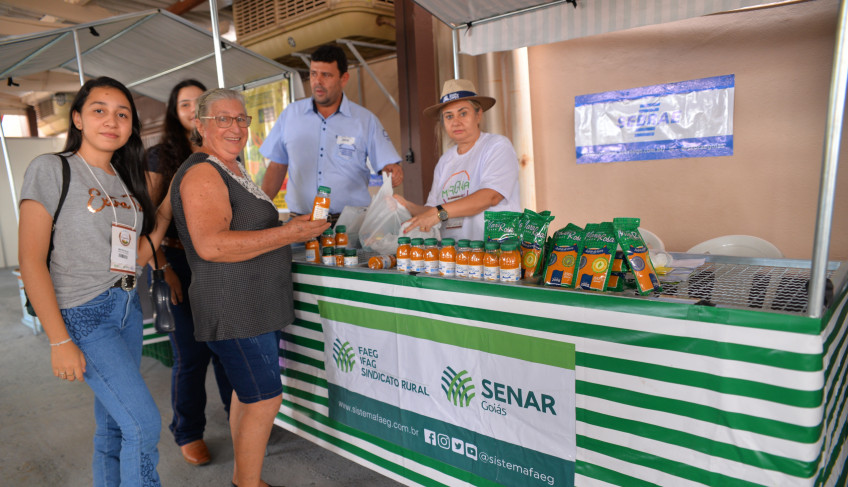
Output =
[{"x1": 170, "y1": 88, "x2": 329, "y2": 487}]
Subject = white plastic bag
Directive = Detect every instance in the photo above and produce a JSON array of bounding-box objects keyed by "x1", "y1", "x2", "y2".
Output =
[
  {"x1": 335, "y1": 205, "x2": 368, "y2": 249},
  {"x1": 359, "y1": 173, "x2": 411, "y2": 254}
]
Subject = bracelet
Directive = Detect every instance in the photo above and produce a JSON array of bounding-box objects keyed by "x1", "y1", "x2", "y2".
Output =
[
  {"x1": 160, "y1": 262, "x2": 171, "y2": 271},
  {"x1": 50, "y1": 338, "x2": 72, "y2": 347}
]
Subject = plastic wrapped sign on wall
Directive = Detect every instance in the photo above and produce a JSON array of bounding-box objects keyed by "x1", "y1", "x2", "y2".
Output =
[{"x1": 574, "y1": 74, "x2": 734, "y2": 164}]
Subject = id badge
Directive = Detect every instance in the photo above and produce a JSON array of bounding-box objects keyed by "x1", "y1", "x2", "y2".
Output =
[{"x1": 110, "y1": 223, "x2": 137, "y2": 274}]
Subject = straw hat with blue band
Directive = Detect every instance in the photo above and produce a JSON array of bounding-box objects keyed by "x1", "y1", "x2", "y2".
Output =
[{"x1": 423, "y1": 78, "x2": 497, "y2": 119}]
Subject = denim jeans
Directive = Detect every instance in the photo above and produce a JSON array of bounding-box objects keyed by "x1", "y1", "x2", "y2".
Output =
[
  {"x1": 61, "y1": 287, "x2": 161, "y2": 487},
  {"x1": 163, "y1": 246, "x2": 233, "y2": 446},
  {"x1": 206, "y1": 330, "x2": 283, "y2": 404}
]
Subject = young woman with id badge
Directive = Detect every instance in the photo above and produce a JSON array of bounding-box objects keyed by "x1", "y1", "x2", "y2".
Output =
[{"x1": 18, "y1": 77, "x2": 171, "y2": 487}]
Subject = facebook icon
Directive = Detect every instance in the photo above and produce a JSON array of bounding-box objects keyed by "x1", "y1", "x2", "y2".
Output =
[{"x1": 424, "y1": 429, "x2": 437, "y2": 446}]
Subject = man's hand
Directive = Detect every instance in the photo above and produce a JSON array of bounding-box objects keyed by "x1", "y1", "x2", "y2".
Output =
[{"x1": 382, "y1": 163, "x2": 403, "y2": 187}]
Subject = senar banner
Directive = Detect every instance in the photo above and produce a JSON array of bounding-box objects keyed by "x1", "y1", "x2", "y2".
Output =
[
  {"x1": 320, "y1": 300, "x2": 577, "y2": 487},
  {"x1": 575, "y1": 74, "x2": 734, "y2": 164}
]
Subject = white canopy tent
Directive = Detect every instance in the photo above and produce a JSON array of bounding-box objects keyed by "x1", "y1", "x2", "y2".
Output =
[
  {"x1": 0, "y1": 8, "x2": 301, "y2": 232},
  {"x1": 411, "y1": 0, "x2": 847, "y2": 318}
]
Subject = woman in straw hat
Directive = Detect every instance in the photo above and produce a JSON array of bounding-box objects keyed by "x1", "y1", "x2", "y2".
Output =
[{"x1": 395, "y1": 78, "x2": 520, "y2": 241}]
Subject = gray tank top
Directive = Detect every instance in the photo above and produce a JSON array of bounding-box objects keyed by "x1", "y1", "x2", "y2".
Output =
[{"x1": 171, "y1": 152, "x2": 293, "y2": 341}]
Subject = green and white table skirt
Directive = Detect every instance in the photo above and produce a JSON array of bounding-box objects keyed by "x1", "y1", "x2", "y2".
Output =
[{"x1": 279, "y1": 263, "x2": 848, "y2": 487}]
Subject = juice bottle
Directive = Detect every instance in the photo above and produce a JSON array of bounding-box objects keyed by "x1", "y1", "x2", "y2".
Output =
[
  {"x1": 423, "y1": 238, "x2": 440, "y2": 275},
  {"x1": 483, "y1": 241, "x2": 500, "y2": 282},
  {"x1": 335, "y1": 225, "x2": 348, "y2": 249},
  {"x1": 499, "y1": 241, "x2": 521, "y2": 283},
  {"x1": 322, "y1": 246, "x2": 335, "y2": 265},
  {"x1": 305, "y1": 238, "x2": 320, "y2": 263},
  {"x1": 396, "y1": 237, "x2": 411, "y2": 272},
  {"x1": 410, "y1": 238, "x2": 425, "y2": 273},
  {"x1": 455, "y1": 239, "x2": 471, "y2": 278},
  {"x1": 343, "y1": 248, "x2": 358, "y2": 267},
  {"x1": 368, "y1": 254, "x2": 397, "y2": 269},
  {"x1": 334, "y1": 247, "x2": 345, "y2": 267},
  {"x1": 311, "y1": 186, "x2": 331, "y2": 221},
  {"x1": 467, "y1": 240, "x2": 485, "y2": 279},
  {"x1": 439, "y1": 238, "x2": 456, "y2": 277},
  {"x1": 320, "y1": 228, "x2": 335, "y2": 251}
]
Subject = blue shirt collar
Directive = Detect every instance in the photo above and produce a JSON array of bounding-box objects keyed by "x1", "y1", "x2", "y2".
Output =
[{"x1": 308, "y1": 93, "x2": 350, "y2": 118}]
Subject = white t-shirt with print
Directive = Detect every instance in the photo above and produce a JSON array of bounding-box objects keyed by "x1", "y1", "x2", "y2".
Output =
[{"x1": 425, "y1": 132, "x2": 521, "y2": 241}]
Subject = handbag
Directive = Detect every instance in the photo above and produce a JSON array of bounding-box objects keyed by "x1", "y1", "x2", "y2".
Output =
[
  {"x1": 146, "y1": 235, "x2": 176, "y2": 333},
  {"x1": 24, "y1": 155, "x2": 70, "y2": 317}
]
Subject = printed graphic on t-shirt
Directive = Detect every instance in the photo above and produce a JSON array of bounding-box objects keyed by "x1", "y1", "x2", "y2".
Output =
[
  {"x1": 87, "y1": 188, "x2": 141, "y2": 214},
  {"x1": 439, "y1": 170, "x2": 471, "y2": 230}
]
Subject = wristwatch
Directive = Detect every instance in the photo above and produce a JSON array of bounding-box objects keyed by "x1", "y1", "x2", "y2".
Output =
[{"x1": 436, "y1": 205, "x2": 449, "y2": 222}]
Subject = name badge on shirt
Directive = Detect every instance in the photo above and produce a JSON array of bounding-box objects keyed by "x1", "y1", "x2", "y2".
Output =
[
  {"x1": 110, "y1": 223, "x2": 137, "y2": 274},
  {"x1": 336, "y1": 135, "x2": 356, "y2": 146}
]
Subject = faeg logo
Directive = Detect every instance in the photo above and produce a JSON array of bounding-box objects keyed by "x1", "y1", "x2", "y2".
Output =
[
  {"x1": 441, "y1": 366, "x2": 475, "y2": 407},
  {"x1": 332, "y1": 338, "x2": 356, "y2": 373}
]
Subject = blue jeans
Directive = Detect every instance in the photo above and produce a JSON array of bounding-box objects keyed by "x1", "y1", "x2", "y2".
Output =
[
  {"x1": 163, "y1": 247, "x2": 233, "y2": 446},
  {"x1": 62, "y1": 288, "x2": 161, "y2": 487}
]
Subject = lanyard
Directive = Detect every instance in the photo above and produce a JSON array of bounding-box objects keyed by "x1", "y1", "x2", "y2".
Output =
[{"x1": 78, "y1": 153, "x2": 138, "y2": 230}]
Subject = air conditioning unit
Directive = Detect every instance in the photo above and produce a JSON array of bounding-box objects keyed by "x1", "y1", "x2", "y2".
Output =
[
  {"x1": 34, "y1": 92, "x2": 73, "y2": 136},
  {"x1": 234, "y1": 0, "x2": 396, "y2": 67}
]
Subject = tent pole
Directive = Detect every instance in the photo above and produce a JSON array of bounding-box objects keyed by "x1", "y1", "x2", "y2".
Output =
[
  {"x1": 72, "y1": 29, "x2": 85, "y2": 85},
  {"x1": 339, "y1": 39, "x2": 399, "y2": 112},
  {"x1": 208, "y1": 0, "x2": 225, "y2": 88},
  {"x1": 810, "y1": 0, "x2": 848, "y2": 318},
  {"x1": 1, "y1": 121, "x2": 18, "y2": 224},
  {"x1": 452, "y1": 27, "x2": 460, "y2": 79}
]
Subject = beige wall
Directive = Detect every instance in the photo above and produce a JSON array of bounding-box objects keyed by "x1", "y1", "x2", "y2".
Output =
[{"x1": 529, "y1": 0, "x2": 848, "y2": 260}]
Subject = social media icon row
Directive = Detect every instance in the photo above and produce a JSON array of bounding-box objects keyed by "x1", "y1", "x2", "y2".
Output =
[{"x1": 424, "y1": 428, "x2": 477, "y2": 460}]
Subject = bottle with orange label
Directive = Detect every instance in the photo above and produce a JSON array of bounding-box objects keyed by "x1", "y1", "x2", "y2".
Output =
[
  {"x1": 320, "y1": 228, "x2": 335, "y2": 251},
  {"x1": 455, "y1": 239, "x2": 471, "y2": 278},
  {"x1": 334, "y1": 247, "x2": 345, "y2": 267},
  {"x1": 438, "y1": 238, "x2": 456, "y2": 277},
  {"x1": 483, "y1": 241, "x2": 500, "y2": 281},
  {"x1": 499, "y1": 241, "x2": 521, "y2": 282},
  {"x1": 311, "y1": 186, "x2": 331, "y2": 220},
  {"x1": 423, "y1": 238, "x2": 440, "y2": 275},
  {"x1": 305, "y1": 238, "x2": 320, "y2": 263},
  {"x1": 396, "y1": 237, "x2": 411, "y2": 272},
  {"x1": 322, "y1": 247, "x2": 335, "y2": 265},
  {"x1": 368, "y1": 254, "x2": 397, "y2": 269},
  {"x1": 410, "y1": 238, "x2": 425, "y2": 273},
  {"x1": 334, "y1": 225, "x2": 348, "y2": 249},
  {"x1": 467, "y1": 240, "x2": 485, "y2": 279}
]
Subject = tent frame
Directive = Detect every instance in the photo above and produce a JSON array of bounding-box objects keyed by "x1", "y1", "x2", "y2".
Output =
[{"x1": 0, "y1": 1, "x2": 297, "y2": 247}]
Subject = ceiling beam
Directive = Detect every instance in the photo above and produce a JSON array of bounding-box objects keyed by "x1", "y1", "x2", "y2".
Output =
[
  {"x1": 1, "y1": 0, "x2": 113, "y2": 24},
  {"x1": 167, "y1": 0, "x2": 207, "y2": 16}
]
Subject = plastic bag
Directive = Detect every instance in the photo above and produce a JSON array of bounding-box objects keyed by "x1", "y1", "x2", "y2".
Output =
[
  {"x1": 335, "y1": 205, "x2": 368, "y2": 249},
  {"x1": 359, "y1": 173, "x2": 412, "y2": 254}
]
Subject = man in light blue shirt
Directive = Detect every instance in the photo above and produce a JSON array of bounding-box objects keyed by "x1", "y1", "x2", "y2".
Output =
[{"x1": 260, "y1": 44, "x2": 403, "y2": 217}]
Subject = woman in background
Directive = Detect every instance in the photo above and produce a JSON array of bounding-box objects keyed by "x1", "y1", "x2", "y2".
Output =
[
  {"x1": 19, "y1": 76, "x2": 169, "y2": 486},
  {"x1": 145, "y1": 79, "x2": 233, "y2": 467}
]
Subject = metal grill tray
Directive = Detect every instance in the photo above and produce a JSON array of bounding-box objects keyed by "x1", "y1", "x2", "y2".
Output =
[{"x1": 653, "y1": 254, "x2": 845, "y2": 315}]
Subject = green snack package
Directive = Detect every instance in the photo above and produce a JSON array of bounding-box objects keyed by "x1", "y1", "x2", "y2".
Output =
[
  {"x1": 484, "y1": 211, "x2": 523, "y2": 243},
  {"x1": 576, "y1": 222, "x2": 616, "y2": 292},
  {"x1": 542, "y1": 223, "x2": 584, "y2": 288},
  {"x1": 519, "y1": 209, "x2": 555, "y2": 281},
  {"x1": 613, "y1": 217, "x2": 662, "y2": 295},
  {"x1": 606, "y1": 247, "x2": 629, "y2": 292}
]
